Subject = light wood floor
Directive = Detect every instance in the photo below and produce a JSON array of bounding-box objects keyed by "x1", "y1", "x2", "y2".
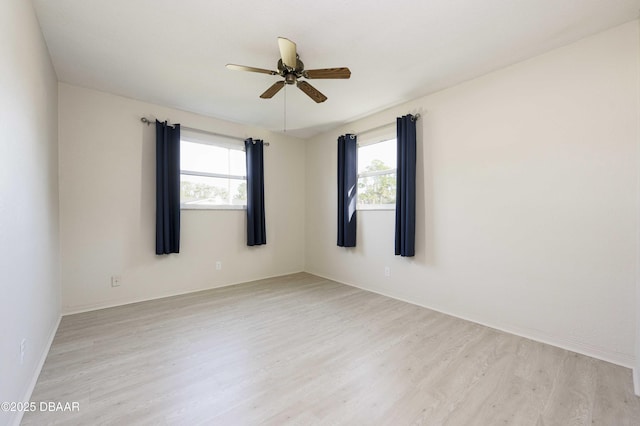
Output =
[{"x1": 22, "y1": 273, "x2": 640, "y2": 425}]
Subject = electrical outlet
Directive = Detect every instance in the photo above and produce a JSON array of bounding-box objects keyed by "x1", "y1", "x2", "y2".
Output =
[
  {"x1": 384, "y1": 266, "x2": 391, "y2": 277},
  {"x1": 111, "y1": 276, "x2": 121, "y2": 287},
  {"x1": 215, "y1": 261, "x2": 222, "y2": 271},
  {"x1": 20, "y1": 339, "x2": 26, "y2": 365}
]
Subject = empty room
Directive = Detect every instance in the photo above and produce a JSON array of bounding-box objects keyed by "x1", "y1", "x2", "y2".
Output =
[{"x1": 2, "y1": 0, "x2": 640, "y2": 424}]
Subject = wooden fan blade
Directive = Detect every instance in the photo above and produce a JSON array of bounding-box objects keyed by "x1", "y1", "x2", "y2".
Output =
[
  {"x1": 260, "y1": 81, "x2": 285, "y2": 99},
  {"x1": 277, "y1": 37, "x2": 297, "y2": 69},
  {"x1": 226, "y1": 64, "x2": 277, "y2": 75},
  {"x1": 297, "y1": 81, "x2": 327, "y2": 103},
  {"x1": 304, "y1": 67, "x2": 351, "y2": 79}
]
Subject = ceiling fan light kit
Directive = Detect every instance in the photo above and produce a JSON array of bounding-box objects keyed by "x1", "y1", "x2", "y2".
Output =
[{"x1": 226, "y1": 37, "x2": 351, "y2": 103}]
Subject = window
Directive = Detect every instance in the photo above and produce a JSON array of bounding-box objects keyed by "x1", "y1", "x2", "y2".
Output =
[
  {"x1": 357, "y1": 137, "x2": 396, "y2": 210},
  {"x1": 180, "y1": 132, "x2": 246, "y2": 209}
]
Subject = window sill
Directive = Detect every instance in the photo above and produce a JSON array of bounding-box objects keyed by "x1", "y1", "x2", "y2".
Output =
[
  {"x1": 181, "y1": 204, "x2": 246, "y2": 211},
  {"x1": 357, "y1": 204, "x2": 395, "y2": 211}
]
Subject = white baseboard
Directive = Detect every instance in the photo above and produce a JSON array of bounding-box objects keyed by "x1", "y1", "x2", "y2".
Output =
[
  {"x1": 62, "y1": 270, "x2": 306, "y2": 316},
  {"x1": 634, "y1": 367, "x2": 640, "y2": 396},
  {"x1": 307, "y1": 270, "x2": 636, "y2": 369},
  {"x1": 11, "y1": 314, "x2": 62, "y2": 426}
]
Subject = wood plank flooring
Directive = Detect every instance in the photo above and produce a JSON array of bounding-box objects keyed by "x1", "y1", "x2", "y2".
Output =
[{"x1": 22, "y1": 273, "x2": 640, "y2": 425}]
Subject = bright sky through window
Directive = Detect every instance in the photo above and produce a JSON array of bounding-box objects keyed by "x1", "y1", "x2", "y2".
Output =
[
  {"x1": 180, "y1": 141, "x2": 245, "y2": 177},
  {"x1": 358, "y1": 139, "x2": 396, "y2": 174}
]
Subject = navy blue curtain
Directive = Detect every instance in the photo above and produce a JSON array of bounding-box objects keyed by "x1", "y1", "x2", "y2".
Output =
[
  {"x1": 245, "y1": 138, "x2": 266, "y2": 246},
  {"x1": 395, "y1": 115, "x2": 417, "y2": 257},
  {"x1": 337, "y1": 134, "x2": 357, "y2": 247},
  {"x1": 156, "y1": 120, "x2": 181, "y2": 255}
]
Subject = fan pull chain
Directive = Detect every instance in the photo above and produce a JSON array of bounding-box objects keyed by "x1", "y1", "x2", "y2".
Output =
[{"x1": 283, "y1": 84, "x2": 287, "y2": 133}]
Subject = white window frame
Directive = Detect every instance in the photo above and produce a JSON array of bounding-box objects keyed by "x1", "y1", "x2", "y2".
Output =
[
  {"x1": 356, "y1": 127, "x2": 397, "y2": 211},
  {"x1": 180, "y1": 130, "x2": 247, "y2": 210}
]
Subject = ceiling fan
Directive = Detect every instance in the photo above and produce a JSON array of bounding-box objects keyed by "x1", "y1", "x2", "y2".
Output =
[{"x1": 226, "y1": 37, "x2": 351, "y2": 103}]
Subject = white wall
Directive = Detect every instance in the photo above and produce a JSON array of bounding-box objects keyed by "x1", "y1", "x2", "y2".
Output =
[
  {"x1": 635, "y1": 19, "x2": 640, "y2": 396},
  {"x1": 306, "y1": 21, "x2": 639, "y2": 367},
  {"x1": 58, "y1": 84, "x2": 306, "y2": 313},
  {"x1": 0, "y1": 1, "x2": 60, "y2": 425}
]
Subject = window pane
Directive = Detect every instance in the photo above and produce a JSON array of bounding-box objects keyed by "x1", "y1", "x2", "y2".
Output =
[
  {"x1": 229, "y1": 148, "x2": 246, "y2": 177},
  {"x1": 357, "y1": 173, "x2": 396, "y2": 205},
  {"x1": 358, "y1": 139, "x2": 396, "y2": 174},
  {"x1": 180, "y1": 174, "x2": 246, "y2": 206},
  {"x1": 230, "y1": 179, "x2": 246, "y2": 204},
  {"x1": 181, "y1": 141, "x2": 230, "y2": 175}
]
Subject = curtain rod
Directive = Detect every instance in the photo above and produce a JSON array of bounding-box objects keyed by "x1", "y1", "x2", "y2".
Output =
[
  {"x1": 350, "y1": 113, "x2": 420, "y2": 139},
  {"x1": 140, "y1": 117, "x2": 270, "y2": 146}
]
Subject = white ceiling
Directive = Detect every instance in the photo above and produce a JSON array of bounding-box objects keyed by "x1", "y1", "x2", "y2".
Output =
[{"x1": 33, "y1": 0, "x2": 640, "y2": 138}]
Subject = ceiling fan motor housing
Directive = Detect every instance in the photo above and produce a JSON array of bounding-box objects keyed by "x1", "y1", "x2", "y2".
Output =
[
  {"x1": 278, "y1": 57, "x2": 303, "y2": 85},
  {"x1": 285, "y1": 73, "x2": 297, "y2": 85}
]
